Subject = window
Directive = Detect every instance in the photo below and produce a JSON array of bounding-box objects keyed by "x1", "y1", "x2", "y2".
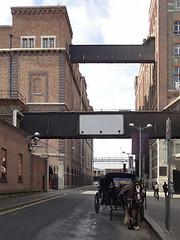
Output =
[
  {"x1": 173, "y1": 66, "x2": 180, "y2": 89},
  {"x1": 175, "y1": 0, "x2": 180, "y2": 8},
  {"x1": 1, "y1": 148, "x2": 7, "y2": 182},
  {"x1": 175, "y1": 143, "x2": 180, "y2": 153},
  {"x1": 41, "y1": 36, "x2": 56, "y2": 48},
  {"x1": 21, "y1": 37, "x2": 35, "y2": 48},
  {"x1": 174, "y1": 21, "x2": 180, "y2": 34},
  {"x1": 159, "y1": 167, "x2": 167, "y2": 176},
  {"x1": 18, "y1": 154, "x2": 23, "y2": 182},
  {"x1": 174, "y1": 44, "x2": 180, "y2": 56}
]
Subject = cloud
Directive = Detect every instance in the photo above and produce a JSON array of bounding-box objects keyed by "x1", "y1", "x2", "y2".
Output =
[
  {"x1": 101, "y1": 0, "x2": 150, "y2": 44},
  {"x1": 80, "y1": 63, "x2": 139, "y2": 110},
  {"x1": 0, "y1": 0, "x2": 36, "y2": 25}
]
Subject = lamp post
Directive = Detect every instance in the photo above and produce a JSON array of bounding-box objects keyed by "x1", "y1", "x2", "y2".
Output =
[{"x1": 129, "y1": 123, "x2": 152, "y2": 179}]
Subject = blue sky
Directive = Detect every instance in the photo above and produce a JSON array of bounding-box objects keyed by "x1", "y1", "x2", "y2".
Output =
[{"x1": 0, "y1": 0, "x2": 151, "y2": 166}]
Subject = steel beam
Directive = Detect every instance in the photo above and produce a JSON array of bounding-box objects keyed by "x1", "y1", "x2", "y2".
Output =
[
  {"x1": 69, "y1": 37, "x2": 155, "y2": 64},
  {"x1": 21, "y1": 111, "x2": 180, "y2": 139}
]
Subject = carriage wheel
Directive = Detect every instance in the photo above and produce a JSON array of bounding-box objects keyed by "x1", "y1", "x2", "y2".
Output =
[
  {"x1": 140, "y1": 205, "x2": 144, "y2": 222},
  {"x1": 110, "y1": 198, "x2": 113, "y2": 221},
  {"x1": 94, "y1": 193, "x2": 100, "y2": 214}
]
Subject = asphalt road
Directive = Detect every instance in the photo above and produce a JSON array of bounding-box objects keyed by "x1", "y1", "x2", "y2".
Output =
[{"x1": 0, "y1": 188, "x2": 159, "y2": 240}]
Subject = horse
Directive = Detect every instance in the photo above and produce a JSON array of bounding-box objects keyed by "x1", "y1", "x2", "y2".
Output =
[{"x1": 118, "y1": 180, "x2": 145, "y2": 230}]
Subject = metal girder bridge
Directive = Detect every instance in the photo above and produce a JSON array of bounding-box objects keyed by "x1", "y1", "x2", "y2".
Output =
[
  {"x1": 21, "y1": 110, "x2": 180, "y2": 139},
  {"x1": 93, "y1": 157, "x2": 129, "y2": 163},
  {"x1": 69, "y1": 37, "x2": 155, "y2": 64}
]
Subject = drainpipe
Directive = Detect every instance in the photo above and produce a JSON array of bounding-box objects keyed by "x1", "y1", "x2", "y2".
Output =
[
  {"x1": 80, "y1": 75, "x2": 83, "y2": 185},
  {"x1": 13, "y1": 109, "x2": 24, "y2": 127},
  {"x1": 157, "y1": 139, "x2": 160, "y2": 182},
  {"x1": 9, "y1": 34, "x2": 12, "y2": 98}
]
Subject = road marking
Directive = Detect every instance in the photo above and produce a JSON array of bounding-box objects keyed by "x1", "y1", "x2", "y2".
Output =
[
  {"x1": 0, "y1": 194, "x2": 66, "y2": 216},
  {"x1": 81, "y1": 191, "x2": 97, "y2": 195}
]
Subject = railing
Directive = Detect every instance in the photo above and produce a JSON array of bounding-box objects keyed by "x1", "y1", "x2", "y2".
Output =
[
  {"x1": 93, "y1": 157, "x2": 129, "y2": 163},
  {"x1": 0, "y1": 90, "x2": 26, "y2": 105}
]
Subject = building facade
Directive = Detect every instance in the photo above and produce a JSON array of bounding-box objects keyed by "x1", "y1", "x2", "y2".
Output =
[
  {"x1": 0, "y1": 6, "x2": 93, "y2": 189},
  {"x1": 135, "y1": 0, "x2": 180, "y2": 189},
  {"x1": 0, "y1": 108, "x2": 47, "y2": 194}
]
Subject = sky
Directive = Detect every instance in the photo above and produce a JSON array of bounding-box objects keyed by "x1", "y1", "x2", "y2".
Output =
[{"x1": 0, "y1": 0, "x2": 151, "y2": 168}]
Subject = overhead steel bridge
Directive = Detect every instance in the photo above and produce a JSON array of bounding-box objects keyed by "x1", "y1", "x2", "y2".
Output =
[{"x1": 69, "y1": 37, "x2": 155, "y2": 64}]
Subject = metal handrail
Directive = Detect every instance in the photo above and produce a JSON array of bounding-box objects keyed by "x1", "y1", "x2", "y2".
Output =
[{"x1": 0, "y1": 90, "x2": 26, "y2": 104}]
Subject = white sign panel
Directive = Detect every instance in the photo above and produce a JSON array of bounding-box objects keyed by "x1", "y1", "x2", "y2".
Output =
[{"x1": 79, "y1": 114, "x2": 124, "y2": 135}]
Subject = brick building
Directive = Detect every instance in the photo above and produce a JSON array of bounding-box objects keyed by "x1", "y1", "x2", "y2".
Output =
[
  {"x1": 134, "y1": 0, "x2": 180, "y2": 189},
  {"x1": 0, "y1": 6, "x2": 93, "y2": 189},
  {"x1": 0, "y1": 108, "x2": 47, "y2": 194}
]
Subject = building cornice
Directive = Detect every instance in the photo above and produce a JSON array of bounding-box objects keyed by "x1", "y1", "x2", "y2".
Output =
[
  {"x1": 11, "y1": 6, "x2": 66, "y2": 15},
  {"x1": 11, "y1": 6, "x2": 73, "y2": 38},
  {"x1": 0, "y1": 48, "x2": 67, "y2": 56},
  {"x1": 0, "y1": 47, "x2": 66, "y2": 52}
]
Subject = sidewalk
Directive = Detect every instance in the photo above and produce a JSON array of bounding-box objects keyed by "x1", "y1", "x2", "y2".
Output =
[{"x1": 144, "y1": 190, "x2": 180, "y2": 240}]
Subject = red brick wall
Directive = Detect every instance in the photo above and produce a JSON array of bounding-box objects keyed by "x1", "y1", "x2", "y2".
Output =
[
  {"x1": 0, "y1": 118, "x2": 46, "y2": 193},
  {"x1": 157, "y1": 0, "x2": 168, "y2": 110},
  {"x1": 32, "y1": 155, "x2": 46, "y2": 191},
  {"x1": 11, "y1": 7, "x2": 72, "y2": 49},
  {"x1": 0, "y1": 26, "x2": 12, "y2": 49}
]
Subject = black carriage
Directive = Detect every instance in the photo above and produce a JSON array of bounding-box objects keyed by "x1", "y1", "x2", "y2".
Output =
[{"x1": 94, "y1": 172, "x2": 138, "y2": 221}]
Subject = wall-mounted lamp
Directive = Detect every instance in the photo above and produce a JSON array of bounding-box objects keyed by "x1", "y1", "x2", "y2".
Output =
[{"x1": 27, "y1": 132, "x2": 40, "y2": 151}]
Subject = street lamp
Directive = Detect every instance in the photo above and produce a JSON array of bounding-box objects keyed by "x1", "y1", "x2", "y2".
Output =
[{"x1": 129, "y1": 123, "x2": 152, "y2": 179}]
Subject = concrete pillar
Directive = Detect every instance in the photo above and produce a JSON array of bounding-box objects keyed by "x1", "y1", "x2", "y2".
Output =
[{"x1": 58, "y1": 161, "x2": 64, "y2": 189}]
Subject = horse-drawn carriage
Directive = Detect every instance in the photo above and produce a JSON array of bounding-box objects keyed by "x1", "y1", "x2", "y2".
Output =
[{"x1": 94, "y1": 172, "x2": 145, "y2": 230}]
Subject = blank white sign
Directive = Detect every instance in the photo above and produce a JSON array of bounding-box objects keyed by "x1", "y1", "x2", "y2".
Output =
[{"x1": 79, "y1": 114, "x2": 124, "y2": 135}]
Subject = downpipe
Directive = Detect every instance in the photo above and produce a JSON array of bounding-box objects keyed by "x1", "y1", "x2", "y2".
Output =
[{"x1": 13, "y1": 109, "x2": 24, "y2": 127}]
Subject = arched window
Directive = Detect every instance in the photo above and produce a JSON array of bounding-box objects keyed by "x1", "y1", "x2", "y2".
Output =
[
  {"x1": 67, "y1": 167, "x2": 69, "y2": 186},
  {"x1": 71, "y1": 169, "x2": 74, "y2": 186}
]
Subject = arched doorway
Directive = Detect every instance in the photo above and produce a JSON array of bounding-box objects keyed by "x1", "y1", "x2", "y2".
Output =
[{"x1": 49, "y1": 166, "x2": 53, "y2": 189}]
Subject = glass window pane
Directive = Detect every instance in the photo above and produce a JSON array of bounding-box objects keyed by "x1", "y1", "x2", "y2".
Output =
[
  {"x1": 1, "y1": 148, "x2": 7, "y2": 180},
  {"x1": 174, "y1": 67, "x2": 178, "y2": 74},
  {"x1": 29, "y1": 38, "x2": 34, "y2": 48},
  {"x1": 18, "y1": 154, "x2": 23, "y2": 182},
  {"x1": 43, "y1": 38, "x2": 48, "y2": 48},
  {"x1": 49, "y1": 38, "x2": 54, "y2": 47},
  {"x1": 174, "y1": 21, "x2": 180, "y2": 34},
  {"x1": 22, "y1": 39, "x2": 28, "y2": 48},
  {"x1": 176, "y1": 144, "x2": 180, "y2": 153}
]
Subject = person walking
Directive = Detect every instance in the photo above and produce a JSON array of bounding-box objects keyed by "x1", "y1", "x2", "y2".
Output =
[
  {"x1": 163, "y1": 182, "x2": 168, "y2": 197},
  {"x1": 170, "y1": 181, "x2": 174, "y2": 198},
  {"x1": 154, "y1": 181, "x2": 159, "y2": 200}
]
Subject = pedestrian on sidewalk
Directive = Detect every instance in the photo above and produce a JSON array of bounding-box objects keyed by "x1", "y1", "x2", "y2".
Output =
[
  {"x1": 170, "y1": 181, "x2": 174, "y2": 198},
  {"x1": 163, "y1": 182, "x2": 168, "y2": 197},
  {"x1": 153, "y1": 181, "x2": 159, "y2": 199}
]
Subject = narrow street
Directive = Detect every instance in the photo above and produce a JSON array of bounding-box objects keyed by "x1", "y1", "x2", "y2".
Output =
[{"x1": 0, "y1": 187, "x2": 159, "y2": 240}]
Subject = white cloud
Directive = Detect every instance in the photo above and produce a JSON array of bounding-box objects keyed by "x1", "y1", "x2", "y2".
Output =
[
  {"x1": 102, "y1": 0, "x2": 150, "y2": 44},
  {"x1": 0, "y1": 0, "x2": 36, "y2": 25},
  {"x1": 0, "y1": 0, "x2": 151, "y2": 164}
]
